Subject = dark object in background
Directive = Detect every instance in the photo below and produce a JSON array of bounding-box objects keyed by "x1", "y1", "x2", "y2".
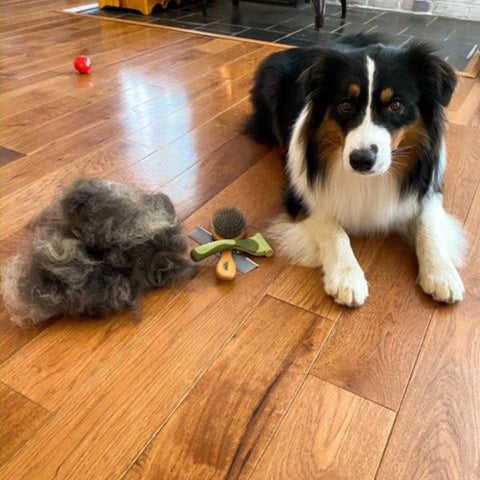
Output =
[
  {"x1": 228, "y1": 0, "x2": 346, "y2": 30},
  {"x1": 1, "y1": 178, "x2": 196, "y2": 327}
]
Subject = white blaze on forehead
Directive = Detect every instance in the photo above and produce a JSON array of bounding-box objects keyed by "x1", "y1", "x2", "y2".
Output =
[{"x1": 343, "y1": 55, "x2": 392, "y2": 175}]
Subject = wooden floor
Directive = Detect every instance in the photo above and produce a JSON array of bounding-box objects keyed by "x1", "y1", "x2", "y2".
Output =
[{"x1": 1, "y1": 1, "x2": 480, "y2": 479}]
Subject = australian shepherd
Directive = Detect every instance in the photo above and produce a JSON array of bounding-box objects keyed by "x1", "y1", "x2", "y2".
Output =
[{"x1": 246, "y1": 33, "x2": 465, "y2": 307}]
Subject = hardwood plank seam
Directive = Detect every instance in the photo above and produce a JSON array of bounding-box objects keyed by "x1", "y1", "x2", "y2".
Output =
[
  {"x1": 2, "y1": 38, "x2": 210, "y2": 139},
  {"x1": 1, "y1": 28, "x2": 171, "y2": 91},
  {"x1": 0, "y1": 381, "x2": 51, "y2": 414},
  {"x1": 372, "y1": 309, "x2": 435, "y2": 480},
  {"x1": 5, "y1": 46, "x2": 257, "y2": 155},
  {"x1": 244, "y1": 309, "x2": 337, "y2": 480},
  {"x1": 0, "y1": 329, "x2": 45, "y2": 366},
  {"x1": 117, "y1": 291, "x2": 272, "y2": 480},
  {"x1": 263, "y1": 293, "x2": 336, "y2": 322},
  {"x1": 59, "y1": 10, "x2": 289, "y2": 51},
  {"x1": 461, "y1": 171, "x2": 480, "y2": 229},
  {"x1": 5, "y1": 31, "x2": 188, "y2": 84},
  {"x1": 307, "y1": 372, "x2": 397, "y2": 414}
]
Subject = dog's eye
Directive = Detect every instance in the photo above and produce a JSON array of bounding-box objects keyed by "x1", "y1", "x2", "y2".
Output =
[
  {"x1": 337, "y1": 101, "x2": 354, "y2": 117},
  {"x1": 388, "y1": 99, "x2": 404, "y2": 113}
]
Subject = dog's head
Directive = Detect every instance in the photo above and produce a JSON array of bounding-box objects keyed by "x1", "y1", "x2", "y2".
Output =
[{"x1": 301, "y1": 43, "x2": 456, "y2": 176}]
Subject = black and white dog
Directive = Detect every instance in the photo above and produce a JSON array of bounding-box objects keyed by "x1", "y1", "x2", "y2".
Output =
[{"x1": 246, "y1": 34, "x2": 465, "y2": 307}]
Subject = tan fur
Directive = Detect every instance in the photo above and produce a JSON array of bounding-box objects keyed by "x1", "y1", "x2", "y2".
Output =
[
  {"x1": 348, "y1": 83, "x2": 361, "y2": 98},
  {"x1": 380, "y1": 87, "x2": 394, "y2": 103},
  {"x1": 317, "y1": 114, "x2": 345, "y2": 165},
  {"x1": 391, "y1": 117, "x2": 430, "y2": 178}
]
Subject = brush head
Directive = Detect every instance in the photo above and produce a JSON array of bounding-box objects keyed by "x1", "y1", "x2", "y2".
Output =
[{"x1": 212, "y1": 207, "x2": 246, "y2": 240}]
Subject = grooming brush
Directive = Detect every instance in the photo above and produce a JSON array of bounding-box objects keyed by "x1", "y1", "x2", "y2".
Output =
[
  {"x1": 190, "y1": 233, "x2": 274, "y2": 262},
  {"x1": 212, "y1": 207, "x2": 246, "y2": 281}
]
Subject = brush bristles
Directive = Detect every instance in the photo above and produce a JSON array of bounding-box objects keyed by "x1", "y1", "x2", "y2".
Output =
[{"x1": 212, "y1": 207, "x2": 246, "y2": 239}]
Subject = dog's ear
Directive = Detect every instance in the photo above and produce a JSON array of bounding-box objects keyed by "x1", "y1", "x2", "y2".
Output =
[
  {"x1": 406, "y1": 43, "x2": 457, "y2": 107},
  {"x1": 300, "y1": 50, "x2": 349, "y2": 99}
]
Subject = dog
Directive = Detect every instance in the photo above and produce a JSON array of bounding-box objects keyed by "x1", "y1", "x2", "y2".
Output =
[{"x1": 246, "y1": 33, "x2": 465, "y2": 307}]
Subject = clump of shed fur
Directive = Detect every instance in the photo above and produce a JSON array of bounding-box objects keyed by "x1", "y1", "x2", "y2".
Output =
[{"x1": 1, "y1": 178, "x2": 196, "y2": 327}]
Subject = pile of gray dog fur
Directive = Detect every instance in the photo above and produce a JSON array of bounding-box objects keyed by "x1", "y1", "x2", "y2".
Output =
[{"x1": 1, "y1": 178, "x2": 196, "y2": 327}]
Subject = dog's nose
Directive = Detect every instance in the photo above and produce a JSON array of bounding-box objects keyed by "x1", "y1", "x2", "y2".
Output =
[{"x1": 349, "y1": 147, "x2": 376, "y2": 172}]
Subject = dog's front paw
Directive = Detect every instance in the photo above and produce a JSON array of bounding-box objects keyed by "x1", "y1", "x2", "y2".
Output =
[
  {"x1": 419, "y1": 264, "x2": 464, "y2": 303},
  {"x1": 324, "y1": 265, "x2": 368, "y2": 307}
]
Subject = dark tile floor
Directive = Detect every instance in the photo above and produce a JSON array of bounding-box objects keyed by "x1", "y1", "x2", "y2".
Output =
[{"x1": 73, "y1": 1, "x2": 479, "y2": 70}]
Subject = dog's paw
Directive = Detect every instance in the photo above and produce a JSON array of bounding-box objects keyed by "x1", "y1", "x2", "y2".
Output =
[
  {"x1": 419, "y1": 264, "x2": 464, "y2": 303},
  {"x1": 324, "y1": 265, "x2": 368, "y2": 307}
]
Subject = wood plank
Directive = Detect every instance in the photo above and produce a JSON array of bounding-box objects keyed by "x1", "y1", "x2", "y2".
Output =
[
  {"x1": 448, "y1": 75, "x2": 476, "y2": 114},
  {"x1": 0, "y1": 145, "x2": 25, "y2": 166},
  {"x1": 1, "y1": 81, "x2": 167, "y2": 144},
  {"x1": 291, "y1": 118, "x2": 480, "y2": 410},
  {"x1": 163, "y1": 135, "x2": 269, "y2": 220},
  {"x1": 449, "y1": 79, "x2": 480, "y2": 127},
  {"x1": 0, "y1": 150, "x2": 283, "y2": 418},
  {"x1": 376, "y1": 185, "x2": 480, "y2": 480},
  {"x1": 309, "y1": 236, "x2": 435, "y2": 411},
  {"x1": 268, "y1": 236, "x2": 382, "y2": 320},
  {"x1": 0, "y1": 28, "x2": 185, "y2": 94},
  {"x1": 442, "y1": 123, "x2": 480, "y2": 220},
  {"x1": 249, "y1": 376, "x2": 395, "y2": 480},
  {"x1": 1, "y1": 45, "x2": 261, "y2": 198},
  {"x1": 5, "y1": 81, "x2": 189, "y2": 153},
  {"x1": 0, "y1": 121, "x2": 238, "y2": 240},
  {"x1": 0, "y1": 307, "x2": 47, "y2": 363},
  {"x1": 124, "y1": 296, "x2": 333, "y2": 480},
  {"x1": 0, "y1": 257, "x2": 285, "y2": 478},
  {"x1": 0, "y1": 383, "x2": 50, "y2": 466}
]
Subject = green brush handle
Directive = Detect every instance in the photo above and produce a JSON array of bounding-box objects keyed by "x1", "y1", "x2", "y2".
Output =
[{"x1": 190, "y1": 233, "x2": 274, "y2": 262}]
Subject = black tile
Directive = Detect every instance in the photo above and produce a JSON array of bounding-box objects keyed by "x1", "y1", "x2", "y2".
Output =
[
  {"x1": 436, "y1": 39, "x2": 478, "y2": 59},
  {"x1": 267, "y1": 16, "x2": 315, "y2": 33},
  {"x1": 77, "y1": 1, "x2": 479, "y2": 73},
  {"x1": 345, "y1": 8, "x2": 387, "y2": 24},
  {"x1": 402, "y1": 22, "x2": 454, "y2": 41},
  {"x1": 368, "y1": 11, "x2": 420, "y2": 34},
  {"x1": 444, "y1": 54, "x2": 471, "y2": 71},
  {"x1": 85, "y1": 7, "x2": 126, "y2": 17},
  {"x1": 288, "y1": 28, "x2": 342, "y2": 43},
  {"x1": 278, "y1": 35, "x2": 316, "y2": 47},
  {"x1": 176, "y1": 13, "x2": 220, "y2": 24},
  {"x1": 434, "y1": 17, "x2": 480, "y2": 35},
  {"x1": 197, "y1": 22, "x2": 248, "y2": 34},
  {"x1": 376, "y1": 33, "x2": 413, "y2": 47},
  {"x1": 119, "y1": 13, "x2": 159, "y2": 22},
  {"x1": 149, "y1": 18, "x2": 206, "y2": 29},
  {"x1": 236, "y1": 28, "x2": 284, "y2": 41},
  {"x1": 329, "y1": 22, "x2": 373, "y2": 35},
  {"x1": 447, "y1": 20, "x2": 480, "y2": 44}
]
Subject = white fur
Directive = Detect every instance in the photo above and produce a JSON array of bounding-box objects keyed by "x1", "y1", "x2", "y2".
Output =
[
  {"x1": 415, "y1": 193, "x2": 465, "y2": 303},
  {"x1": 277, "y1": 65, "x2": 465, "y2": 306},
  {"x1": 343, "y1": 57, "x2": 392, "y2": 175},
  {"x1": 269, "y1": 215, "x2": 368, "y2": 307}
]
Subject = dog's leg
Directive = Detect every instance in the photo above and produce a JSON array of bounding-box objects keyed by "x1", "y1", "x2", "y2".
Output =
[
  {"x1": 269, "y1": 215, "x2": 368, "y2": 307},
  {"x1": 415, "y1": 193, "x2": 465, "y2": 303}
]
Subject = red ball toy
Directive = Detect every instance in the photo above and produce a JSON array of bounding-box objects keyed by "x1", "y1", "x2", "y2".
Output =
[{"x1": 74, "y1": 55, "x2": 92, "y2": 74}]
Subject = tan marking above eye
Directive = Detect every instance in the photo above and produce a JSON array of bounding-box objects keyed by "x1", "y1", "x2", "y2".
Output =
[
  {"x1": 348, "y1": 84, "x2": 361, "y2": 97},
  {"x1": 380, "y1": 87, "x2": 394, "y2": 104}
]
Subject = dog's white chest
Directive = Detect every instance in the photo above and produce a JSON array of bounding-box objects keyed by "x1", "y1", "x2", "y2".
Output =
[{"x1": 310, "y1": 165, "x2": 420, "y2": 235}]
